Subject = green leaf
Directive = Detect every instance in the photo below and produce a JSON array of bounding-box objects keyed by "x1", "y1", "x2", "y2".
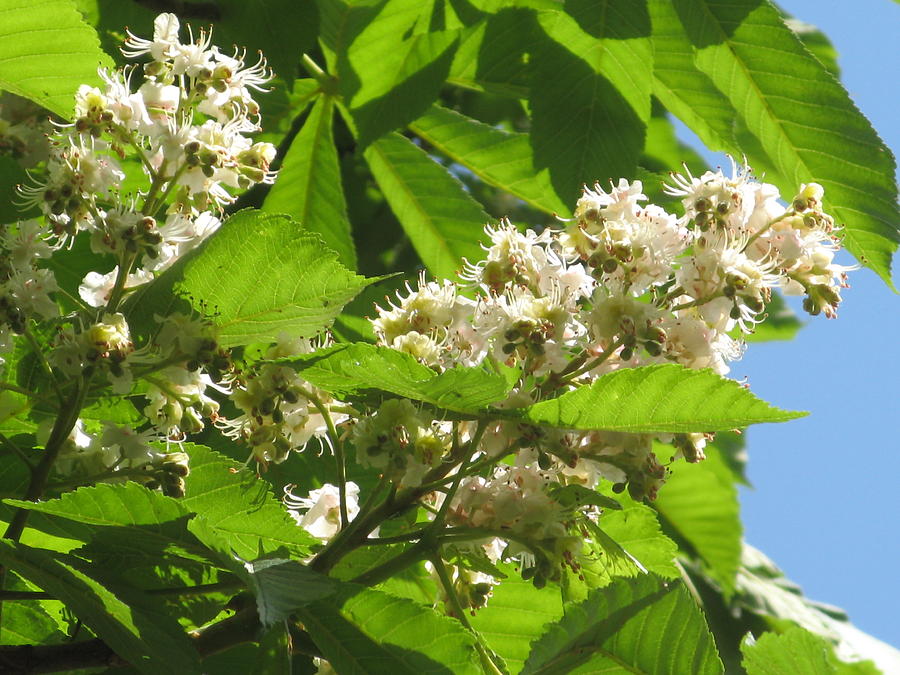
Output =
[
  {"x1": 0, "y1": 540, "x2": 201, "y2": 674},
  {"x1": 529, "y1": 1, "x2": 652, "y2": 204},
  {"x1": 253, "y1": 621, "x2": 292, "y2": 675},
  {"x1": 0, "y1": 573, "x2": 66, "y2": 645},
  {"x1": 245, "y1": 558, "x2": 337, "y2": 626},
  {"x1": 447, "y1": 7, "x2": 535, "y2": 98},
  {"x1": 742, "y1": 627, "x2": 880, "y2": 675},
  {"x1": 0, "y1": 0, "x2": 113, "y2": 118},
  {"x1": 126, "y1": 209, "x2": 376, "y2": 347},
  {"x1": 330, "y1": 0, "x2": 458, "y2": 148},
  {"x1": 649, "y1": 0, "x2": 741, "y2": 153},
  {"x1": 214, "y1": 0, "x2": 318, "y2": 86},
  {"x1": 297, "y1": 583, "x2": 482, "y2": 675},
  {"x1": 468, "y1": 570, "x2": 564, "y2": 675},
  {"x1": 523, "y1": 576, "x2": 723, "y2": 675},
  {"x1": 731, "y1": 543, "x2": 900, "y2": 673},
  {"x1": 523, "y1": 364, "x2": 805, "y2": 433},
  {"x1": 263, "y1": 95, "x2": 356, "y2": 268},
  {"x1": 672, "y1": 0, "x2": 899, "y2": 286},
  {"x1": 288, "y1": 342, "x2": 511, "y2": 412},
  {"x1": 4, "y1": 481, "x2": 189, "y2": 527},
  {"x1": 364, "y1": 131, "x2": 491, "y2": 279},
  {"x1": 179, "y1": 444, "x2": 317, "y2": 561},
  {"x1": 654, "y1": 445, "x2": 741, "y2": 596},
  {"x1": 409, "y1": 104, "x2": 570, "y2": 216}
]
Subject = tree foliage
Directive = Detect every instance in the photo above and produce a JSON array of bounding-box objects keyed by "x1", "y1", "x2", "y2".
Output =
[{"x1": 0, "y1": 0, "x2": 896, "y2": 673}]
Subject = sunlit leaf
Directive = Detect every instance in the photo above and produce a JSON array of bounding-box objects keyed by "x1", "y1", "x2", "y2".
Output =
[
  {"x1": 742, "y1": 626, "x2": 879, "y2": 675},
  {"x1": 523, "y1": 575, "x2": 722, "y2": 674},
  {"x1": 263, "y1": 95, "x2": 356, "y2": 268},
  {"x1": 0, "y1": 0, "x2": 113, "y2": 118},
  {"x1": 523, "y1": 364, "x2": 805, "y2": 433},
  {"x1": 364, "y1": 132, "x2": 491, "y2": 279}
]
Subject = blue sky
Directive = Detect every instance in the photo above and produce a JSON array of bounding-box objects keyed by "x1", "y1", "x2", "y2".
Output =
[{"x1": 683, "y1": 0, "x2": 900, "y2": 648}]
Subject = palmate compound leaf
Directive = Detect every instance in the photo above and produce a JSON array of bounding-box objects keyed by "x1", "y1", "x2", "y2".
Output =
[
  {"x1": 670, "y1": 0, "x2": 900, "y2": 287},
  {"x1": 523, "y1": 575, "x2": 723, "y2": 675},
  {"x1": 125, "y1": 209, "x2": 377, "y2": 347},
  {"x1": 522, "y1": 364, "x2": 805, "y2": 433},
  {"x1": 741, "y1": 627, "x2": 880, "y2": 675},
  {"x1": 287, "y1": 342, "x2": 511, "y2": 413},
  {"x1": 0, "y1": 540, "x2": 202, "y2": 674},
  {"x1": 262, "y1": 95, "x2": 357, "y2": 269},
  {"x1": 363, "y1": 131, "x2": 491, "y2": 281},
  {"x1": 0, "y1": 0, "x2": 113, "y2": 119},
  {"x1": 296, "y1": 583, "x2": 482, "y2": 675}
]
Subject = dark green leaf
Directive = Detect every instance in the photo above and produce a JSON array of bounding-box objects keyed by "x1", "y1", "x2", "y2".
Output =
[
  {"x1": 253, "y1": 621, "x2": 293, "y2": 675},
  {"x1": 0, "y1": 540, "x2": 201, "y2": 674},
  {"x1": 125, "y1": 209, "x2": 376, "y2": 347},
  {"x1": 214, "y1": 0, "x2": 318, "y2": 86},
  {"x1": 263, "y1": 95, "x2": 356, "y2": 268},
  {"x1": 0, "y1": 0, "x2": 113, "y2": 118},
  {"x1": 364, "y1": 131, "x2": 491, "y2": 279},
  {"x1": 523, "y1": 576, "x2": 723, "y2": 675},
  {"x1": 523, "y1": 364, "x2": 805, "y2": 433}
]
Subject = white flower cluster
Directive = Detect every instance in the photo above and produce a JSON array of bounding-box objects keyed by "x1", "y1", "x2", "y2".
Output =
[
  {"x1": 0, "y1": 13, "x2": 276, "y2": 489},
  {"x1": 219, "y1": 336, "x2": 346, "y2": 467},
  {"x1": 360, "y1": 163, "x2": 849, "y2": 586},
  {"x1": 16, "y1": 12, "x2": 275, "y2": 307}
]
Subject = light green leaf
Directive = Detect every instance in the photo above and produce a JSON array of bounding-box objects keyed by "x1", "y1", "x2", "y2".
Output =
[
  {"x1": 672, "y1": 0, "x2": 899, "y2": 286},
  {"x1": 179, "y1": 444, "x2": 317, "y2": 561},
  {"x1": 126, "y1": 209, "x2": 376, "y2": 347},
  {"x1": 298, "y1": 584, "x2": 482, "y2": 675},
  {"x1": 523, "y1": 364, "x2": 805, "y2": 433},
  {"x1": 410, "y1": 104, "x2": 569, "y2": 216},
  {"x1": 289, "y1": 343, "x2": 511, "y2": 412},
  {"x1": 0, "y1": 540, "x2": 201, "y2": 674},
  {"x1": 654, "y1": 445, "x2": 741, "y2": 595},
  {"x1": 523, "y1": 575, "x2": 723, "y2": 675},
  {"x1": 529, "y1": 1, "x2": 652, "y2": 204},
  {"x1": 0, "y1": 572, "x2": 66, "y2": 645},
  {"x1": 263, "y1": 95, "x2": 356, "y2": 268},
  {"x1": 332, "y1": 0, "x2": 458, "y2": 147},
  {"x1": 364, "y1": 131, "x2": 491, "y2": 279},
  {"x1": 742, "y1": 627, "x2": 880, "y2": 675},
  {"x1": 4, "y1": 481, "x2": 189, "y2": 527},
  {"x1": 648, "y1": 0, "x2": 740, "y2": 153},
  {"x1": 245, "y1": 558, "x2": 337, "y2": 626},
  {"x1": 468, "y1": 570, "x2": 564, "y2": 675},
  {"x1": 0, "y1": 0, "x2": 113, "y2": 119},
  {"x1": 567, "y1": 490, "x2": 678, "y2": 603}
]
